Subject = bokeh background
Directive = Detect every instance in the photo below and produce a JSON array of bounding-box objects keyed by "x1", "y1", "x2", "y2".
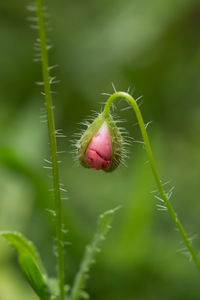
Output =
[{"x1": 1, "y1": 0, "x2": 200, "y2": 299}]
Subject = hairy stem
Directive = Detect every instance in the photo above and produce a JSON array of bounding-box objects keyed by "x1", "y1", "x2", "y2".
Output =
[
  {"x1": 103, "y1": 91, "x2": 200, "y2": 272},
  {"x1": 35, "y1": 0, "x2": 65, "y2": 298}
]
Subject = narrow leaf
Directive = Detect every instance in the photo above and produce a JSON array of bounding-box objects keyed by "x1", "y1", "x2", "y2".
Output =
[
  {"x1": 1, "y1": 231, "x2": 50, "y2": 299},
  {"x1": 69, "y1": 206, "x2": 121, "y2": 300}
]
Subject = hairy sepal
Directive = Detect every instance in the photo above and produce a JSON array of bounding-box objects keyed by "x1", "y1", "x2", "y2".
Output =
[{"x1": 77, "y1": 113, "x2": 123, "y2": 172}]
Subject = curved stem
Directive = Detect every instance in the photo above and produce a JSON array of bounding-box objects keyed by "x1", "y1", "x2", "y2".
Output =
[
  {"x1": 36, "y1": 0, "x2": 65, "y2": 299},
  {"x1": 103, "y1": 91, "x2": 200, "y2": 272}
]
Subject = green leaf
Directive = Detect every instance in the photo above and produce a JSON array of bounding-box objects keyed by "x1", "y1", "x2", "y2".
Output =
[
  {"x1": 0, "y1": 231, "x2": 50, "y2": 299},
  {"x1": 69, "y1": 206, "x2": 121, "y2": 300}
]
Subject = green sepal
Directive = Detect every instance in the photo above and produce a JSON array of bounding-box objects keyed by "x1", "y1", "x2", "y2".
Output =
[
  {"x1": 0, "y1": 231, "x2": 51, "y2": 299},
  {"x1": 77, "y1": 113, "x2": 123, "y2": 172},
  {"x1": 104, "y1": 113, "x2": 123, "y2": 172}
]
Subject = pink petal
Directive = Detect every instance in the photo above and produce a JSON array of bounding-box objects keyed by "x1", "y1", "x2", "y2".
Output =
[{"x1": 86, "y1": 122, "x2": 112, "y2": 170}]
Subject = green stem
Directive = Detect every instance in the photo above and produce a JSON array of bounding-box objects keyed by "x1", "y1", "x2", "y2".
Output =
[
  {"x1": 103, "y1": 91, "x2": 200, "y2": 272},
  {"x1": 35, "y1": 0, "x2": 65, "y2": 299}
]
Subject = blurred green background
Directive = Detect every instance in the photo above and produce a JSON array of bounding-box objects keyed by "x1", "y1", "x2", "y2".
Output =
[{"x1": 1, "y1": 0, "x2": 200, "y2": 299}]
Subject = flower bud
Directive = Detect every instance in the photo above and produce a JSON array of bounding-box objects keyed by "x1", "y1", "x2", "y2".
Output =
[{"x1": 77, "y1": 113, "x2": 123, "y2": 172}]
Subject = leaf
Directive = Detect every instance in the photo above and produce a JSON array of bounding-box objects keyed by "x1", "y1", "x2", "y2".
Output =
[
  {"x1": 69, "y1": 206, "x2": 121, "y2": 300},
  {"x1": 1, "y1": 231, "x2": 50, "y2": 299}
]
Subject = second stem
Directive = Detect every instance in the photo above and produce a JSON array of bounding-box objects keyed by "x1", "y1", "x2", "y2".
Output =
[{"x1": 103, "y1": 91, "x2": 200, "y2": 273}]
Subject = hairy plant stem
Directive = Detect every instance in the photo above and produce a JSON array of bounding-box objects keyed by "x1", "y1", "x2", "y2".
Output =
[
  {"x1": 35, "y1": 0, "x2": 65, "y2": 299},
  {"x1": 103, "y1": 91, "x2": 200, "y2": 272}
]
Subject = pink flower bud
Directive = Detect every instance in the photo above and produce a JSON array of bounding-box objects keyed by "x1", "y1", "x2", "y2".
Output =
[
  {"x1": 85, "y1": 122, "x2": 112, "y2": 170},
  {"x1": 77, "y1": 113, "x2": 123, "y2": 172}
]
